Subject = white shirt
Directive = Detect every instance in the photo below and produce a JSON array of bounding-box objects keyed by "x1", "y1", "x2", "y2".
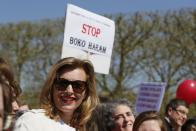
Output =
[{"x1": 13, "y1": 109, "x2": 75, "y2": 131}]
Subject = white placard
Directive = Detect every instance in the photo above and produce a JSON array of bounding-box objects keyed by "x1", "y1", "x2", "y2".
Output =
[
  {"x1": 135, "y1": 82, "x2": 166, "y2": 114},
  {"x1": 62, "y1": 4, "x2": 115, "y2": 74}
]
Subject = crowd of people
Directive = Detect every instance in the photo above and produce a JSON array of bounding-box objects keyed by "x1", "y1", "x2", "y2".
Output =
[{"x1": 0, "y1": 56, "x2": 196, "y2": 131}]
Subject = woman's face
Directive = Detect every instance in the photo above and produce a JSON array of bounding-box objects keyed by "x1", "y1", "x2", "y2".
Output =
[
  {"x1": 53, "y1": 68, "x2": 87, "y2": 114},
  {"x1": 112, "y1": 105, "x2": 135, "y2": 131},
  {"x1": 138, "y1": 120, "x2": 161, "y2": 131}
]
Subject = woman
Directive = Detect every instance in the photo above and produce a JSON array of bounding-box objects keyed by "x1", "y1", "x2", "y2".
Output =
[
  {"x1": 86, "y1": 103, "x2": 107, "y2": 131},
  {"x1": 0, "y1": 57, "x2": 28, "y2": 115},
  {"x1": 0, "y1": 57, "x2": 22, "y2": 131},
  {"x1": 14, "y1": 57, "x2": 99, "y2": 131},
  {"x1": 104, "y1": 98, "x2": 135, "y2": 131},
  {"x1": 0, "y1": 58, "x2": 22, "y2": 101},
  {"x1": 0, "y1": 75, "x2": 13, "y2": 131},
  {"x1": 0, "y1": 85, "x2": 3, "y2": 130},
  {"x1": 132, "y1": 111, "x2": 167, "y2": 131}
]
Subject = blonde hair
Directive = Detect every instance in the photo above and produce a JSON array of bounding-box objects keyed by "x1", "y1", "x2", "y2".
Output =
[{"x1": 40, "y1": 57, "x2": 99, "y2": 130}]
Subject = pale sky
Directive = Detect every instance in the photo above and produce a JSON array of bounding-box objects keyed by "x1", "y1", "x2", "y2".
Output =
[{"x1": 0, "y1": 0, "x2": 195, "y2": 23}]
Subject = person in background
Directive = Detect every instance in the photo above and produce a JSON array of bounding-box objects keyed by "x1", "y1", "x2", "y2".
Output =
[
  {"x1": 0, "y1": 86, "x2": 3, "y2": 130},
  {"x1": 132, "y1": 110, "x2": 167, "y2": 131},
  {"x1": 104, "y1": 98, "x2": 135, "y2": 131},
  {"x1": 0, "y1": 66, "x2": 14, "y2": 130},
  {"x1": 0, "y1": 57, "x2": 29, "y2": 115},
  {"x1": 0, "y1": 57, "x2": 28, "y2": 130},
  {"x1": 86, "y1": 103, "x2": 107, "y2": 131},
  {"x1": 164, "y1": 98, "x2": 189, "y2": 131},
  {"x1": 181, "y1": 118, "x2": 196, "y2": 131},
  {"x1": 14, "y1": 57, "x2": 99, "y2": 131}
]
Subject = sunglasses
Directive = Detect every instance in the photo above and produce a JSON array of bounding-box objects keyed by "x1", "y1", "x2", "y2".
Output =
[{"x1": 54, "y1": 78, "x2": 87, "y2": 93}]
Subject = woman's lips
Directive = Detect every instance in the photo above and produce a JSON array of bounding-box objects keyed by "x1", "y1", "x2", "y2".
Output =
[
  {"x1": 123, "y1": 122, "x2": 133, "y2": 128},
  {"x1": 60, "y1": 94, "x2": 77, "y2": 104}
]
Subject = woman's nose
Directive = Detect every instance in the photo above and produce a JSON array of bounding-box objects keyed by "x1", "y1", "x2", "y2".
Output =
[
  {"x1": 12, "y1": 101, "x2": 20, "y2": 112},
  {"x1": 124, "y1": 115, "x2": 129, "y2": 122},
  {"x1": 66, "y1": 84, "x2": 74, "y2": 92}
]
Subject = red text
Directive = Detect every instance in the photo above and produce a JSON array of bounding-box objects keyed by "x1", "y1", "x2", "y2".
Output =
[{"x1": 81, "y1": 24, "x2": 101, "y2": 37}]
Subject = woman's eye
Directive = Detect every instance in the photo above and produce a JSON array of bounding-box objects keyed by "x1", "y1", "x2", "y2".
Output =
[
  {"x1": 114, "y1": 115, "x2": 123, "y2": 120},
  {"x1": 127, "y1": 112, "x2": 133, "y2": 116}
]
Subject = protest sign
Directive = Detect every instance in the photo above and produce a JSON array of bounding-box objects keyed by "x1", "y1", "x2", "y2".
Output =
[
  {"x1": 135, "y1": 82, "x2": 166, "y2": 114},
  {"x1": 62, "y1": 4, "x2": 115, "y2": 74}
]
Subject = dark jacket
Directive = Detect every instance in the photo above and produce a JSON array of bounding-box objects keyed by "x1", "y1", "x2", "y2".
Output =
[{"x1": 164, "y1": 117, "x2": 173, "y2": 131}]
